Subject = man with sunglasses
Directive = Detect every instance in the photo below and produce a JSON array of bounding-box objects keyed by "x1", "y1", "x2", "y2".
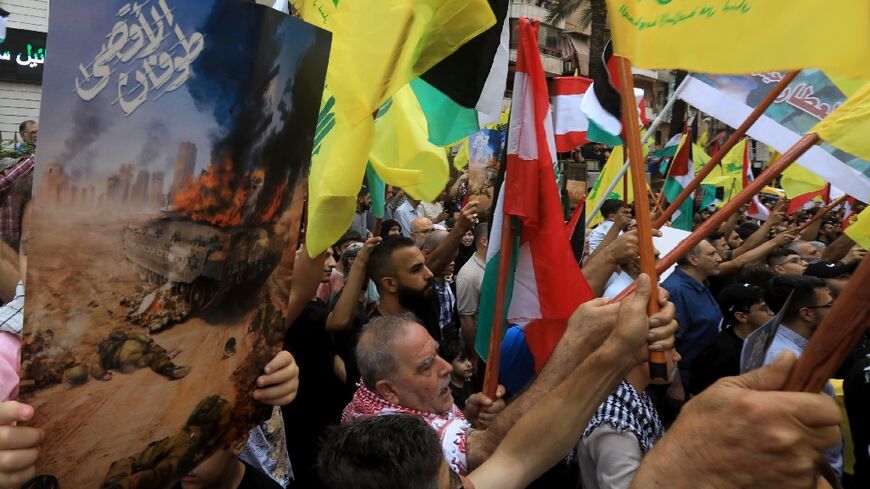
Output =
[{"x1": 762, "y1": 275, "x2": 843, "y2": 478}]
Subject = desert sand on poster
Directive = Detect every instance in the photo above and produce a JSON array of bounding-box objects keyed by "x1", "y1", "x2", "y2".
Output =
[{"x1": 19, "y1": 1, "x2": 330, "y2": 487}]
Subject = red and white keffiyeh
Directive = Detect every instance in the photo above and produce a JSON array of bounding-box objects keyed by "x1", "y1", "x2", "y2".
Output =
[{"x1": 342, "y1": 384, "x2": 472, "y2": 475}]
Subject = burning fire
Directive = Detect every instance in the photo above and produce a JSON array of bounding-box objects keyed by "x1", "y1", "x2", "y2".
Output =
[{"x1": 172, "y1": 154, "x2": 279, "y2": 228}]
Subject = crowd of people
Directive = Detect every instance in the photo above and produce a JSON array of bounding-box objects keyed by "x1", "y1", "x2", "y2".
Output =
[{"x1": 0, "y1": 119, "x2": 866, "y2": 489}]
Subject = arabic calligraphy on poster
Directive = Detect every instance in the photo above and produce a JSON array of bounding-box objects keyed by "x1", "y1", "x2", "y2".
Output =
[
  {"x1": 76, "y1": 0, "x2": 204, "y2": 116},
  {"x1": 616, "y1": 0, "x2": 752, "y2": 31}
]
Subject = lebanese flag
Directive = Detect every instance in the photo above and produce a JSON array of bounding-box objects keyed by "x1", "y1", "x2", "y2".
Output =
[
  {"x1": 476, "y1": 18, "x2": 594, "y2": 372},
  {"x1": 742, "y1": 143, "x2": 770, "y2": 221},
  {"x1": 552, "y1": 76, "x2": 593, "y2": 152}
]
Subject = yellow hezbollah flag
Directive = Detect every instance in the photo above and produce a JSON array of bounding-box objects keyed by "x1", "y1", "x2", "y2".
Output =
[
  {"x1": 368, "y1": 85, "x2": 451, "y2": 202},
  {"x1": 607, "y1": 1, "x2": 870, "y2": 78},
  {"x1": 297, "y1": 0, "x2": 495, "y2": 123},
  {"x1": 812, "y1": 82, "x2": 870, "y2": 162},
  {"x1": 300, "y1": 0, "x2": 496, "y2": 256},
  {"x1": 701, "y1": 139, "x2": 745, "y2": 206},
  {"x1": 845, "y1": 206, "x2": 870, "y2": 250},
  {"x1": 306, "y1": 87, "x2": 376, "y2": 256},
  {"x1": 781, "y1": 161, "x2": 826, "y2": 199},
  {"x1": 586, "y1": 146, "x2": 632, "y2": 228}
]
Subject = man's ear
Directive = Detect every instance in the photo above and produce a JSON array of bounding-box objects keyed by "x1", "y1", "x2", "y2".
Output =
[
  {"x1": 375, "y1": 379, "x2": 400, "y2": 404},
  {"x1": 382, "y1": 276, "x2": 399, "y2": 294},
  {"x1": 734, "y1": 311, "x2": 749, "y2": 324},
  {"x1": 480, "y1": 236, "x2": 488, "y2": 249}
]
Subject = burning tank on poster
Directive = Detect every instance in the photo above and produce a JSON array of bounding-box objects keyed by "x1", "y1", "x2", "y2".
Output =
[
  {"x1": 123, "y1": 218, "x2": 282, "y2": 312},
  {"x1": 123, "y1": 164, "x2": 288, "y2": 314}
]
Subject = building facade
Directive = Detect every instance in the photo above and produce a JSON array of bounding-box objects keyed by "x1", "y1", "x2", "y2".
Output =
[{"x1": 0, "y1": 0, "x2": 48, "y2": 139}]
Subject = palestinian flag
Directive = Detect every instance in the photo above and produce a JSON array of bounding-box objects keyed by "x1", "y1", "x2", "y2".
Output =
[
  {"x1": 552, "y1": 76, "x2": 593, "y2": 152},
  {"x1": 416, "y1": 0, "x2": 510, "y2": 146},
  {"x1": 662, "y1": 131, "x2": 695, "y2": 231},
  {"x1": 476, "y1": 18, "x2": 593, "y2": 372},
  {"x1": 580, "y1": 40, "x2": 647, "y2": 147}
]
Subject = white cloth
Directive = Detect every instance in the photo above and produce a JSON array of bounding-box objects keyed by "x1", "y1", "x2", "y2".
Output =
[
  {"x1": 603, "y1": 271, "x2": 634, "y2": 298},
  {"x1": 576, "y1": 425, "x2": 643, "y2": 489},
  {"x1": 587, "y1": 220, "x2": 614, "y2": 255}
]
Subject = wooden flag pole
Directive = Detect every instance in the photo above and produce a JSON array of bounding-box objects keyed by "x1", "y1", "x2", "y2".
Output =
[
  {"x1": 653, "y1": 71, "x2": 801, "y2": 228},
  {"x1": 615, "y1": 56, "x2": 670, "y2": 381},
  {"x1": 482, "y1": 215, "x2": 515, "y2": 399},
  {"x1": 793, "y1": 196, "x2": 847, "y2": 235},
  {"x1": 613, "y1": 133, "x2": 821, "y2": 303}
]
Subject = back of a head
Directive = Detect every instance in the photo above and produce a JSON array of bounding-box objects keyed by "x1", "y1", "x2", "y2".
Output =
[
  {"x1": 421, "y1": 229, "x2": 449, "y2": 253},
  {"x1": 736, "y1": 222, "x2": 760, "y2": 240},
  {"x1": 318, "y1": 414, "x2": 442, "y2": 489},
  {"x1": 600, "y1": 199, "x2": 625, "y2": 220},
  {"x1": 368, "y1": 236, "x2": 416, "y2": 286},
  {"x1": 473, "y1": 222, "x2": 489, "y2": 248},
  {"x1": 739, "y1": 262, "x2": 776, "y2": 291},
  {"x1": 766, "y1": 275, "x2": 826, "y2": 322}
]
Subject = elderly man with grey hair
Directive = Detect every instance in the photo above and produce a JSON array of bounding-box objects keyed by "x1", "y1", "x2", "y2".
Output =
[
  {"x1": 786, "y1": 240, "x2": 822, "y2": 263},
  {"x1": 341, "y1": 284, "x2": 679, "y2": 476}
]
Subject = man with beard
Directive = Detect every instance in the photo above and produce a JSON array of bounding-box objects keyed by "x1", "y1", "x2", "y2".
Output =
[
  {"x1": 367, "y1": 236, "x2": 441, "y2": 340},
  {"x1": 350, "y1": 187, "x2": 372, "y2": 239}
]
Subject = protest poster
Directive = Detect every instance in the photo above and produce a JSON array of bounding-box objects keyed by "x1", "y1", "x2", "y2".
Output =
[
  {"x1": 19, "y1": 1, "x2": 330, "y2": 486},
  {"x1": 454, "y1": 102, "x2": 509, "y2": 214}
]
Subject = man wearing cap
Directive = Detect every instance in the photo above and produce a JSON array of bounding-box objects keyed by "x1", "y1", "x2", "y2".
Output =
[
  {"x1": 804, "y1": 261, "x2": 855, "y2": 298},
  {"x1": 689, "y1": 283, "x2": 773, "y2": 395}
]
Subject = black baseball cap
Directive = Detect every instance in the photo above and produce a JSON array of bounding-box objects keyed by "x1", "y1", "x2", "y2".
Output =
[
  {"x1": 804, "y1": 261, "x2": 855, "y2": 279},
  {"x1": 717, "y1": 283, "x2": 766, "y2": 327}
]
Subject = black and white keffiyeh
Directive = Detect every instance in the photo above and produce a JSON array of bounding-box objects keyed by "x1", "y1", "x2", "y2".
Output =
[{"x1": 582, "y1": 380, "x2": 664, "y2": 453}]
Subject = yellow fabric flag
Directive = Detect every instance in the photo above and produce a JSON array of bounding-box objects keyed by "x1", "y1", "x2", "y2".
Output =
[
  {"x1": 298, "y1": 0, "x2": 495, "y2": 123},
  {"x1": 692, "y1": 143, "x2": 711, "y2": 176},
  {"x1": 586, "y1": 146, "x2": 632, "y2": 228},
  {"x1": 306, "y1": 87, "x2": 376, "y2": 256},
  {"x1": 299, "y1": 0, "x2": 496, "y2": 256},
  {"x1": 368, "y1": 85, "x2": 451, "y2": 202},
  {"x1": 607, "y1": 1, "x2": 870, "y2": 78},
  {"x1": 812, "y1": 82, "x2": 870, "y2": 162},
  {"x1": 701, "y1": 139, "x2": 745, "y2": 206},
  {"x1": 781, "y1": 162, "x2": 826, "y2": 199},
  {"x1": 845, "y1": 207, "x2": 870, "y2": 250}
]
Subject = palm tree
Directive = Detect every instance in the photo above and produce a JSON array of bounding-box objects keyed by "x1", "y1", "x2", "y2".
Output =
[{"x1": 546, "y1": 0, "x2": 608, "y2": 78}]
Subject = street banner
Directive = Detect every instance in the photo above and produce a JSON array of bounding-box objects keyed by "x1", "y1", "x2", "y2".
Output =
[{"x1": 678, "y1": 71, "x2": 870, "y2": 202}]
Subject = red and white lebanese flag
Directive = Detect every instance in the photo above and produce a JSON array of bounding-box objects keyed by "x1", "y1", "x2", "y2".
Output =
[
  {"x1": 551, "y1": 76, "x2": 593, "y2": 152},
  {"x1": 502, "y1": 18, "x2": 593, "y2": 370},
  {"x1": 742, "y1": 142, "x2": 770, "y2": 221}
]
